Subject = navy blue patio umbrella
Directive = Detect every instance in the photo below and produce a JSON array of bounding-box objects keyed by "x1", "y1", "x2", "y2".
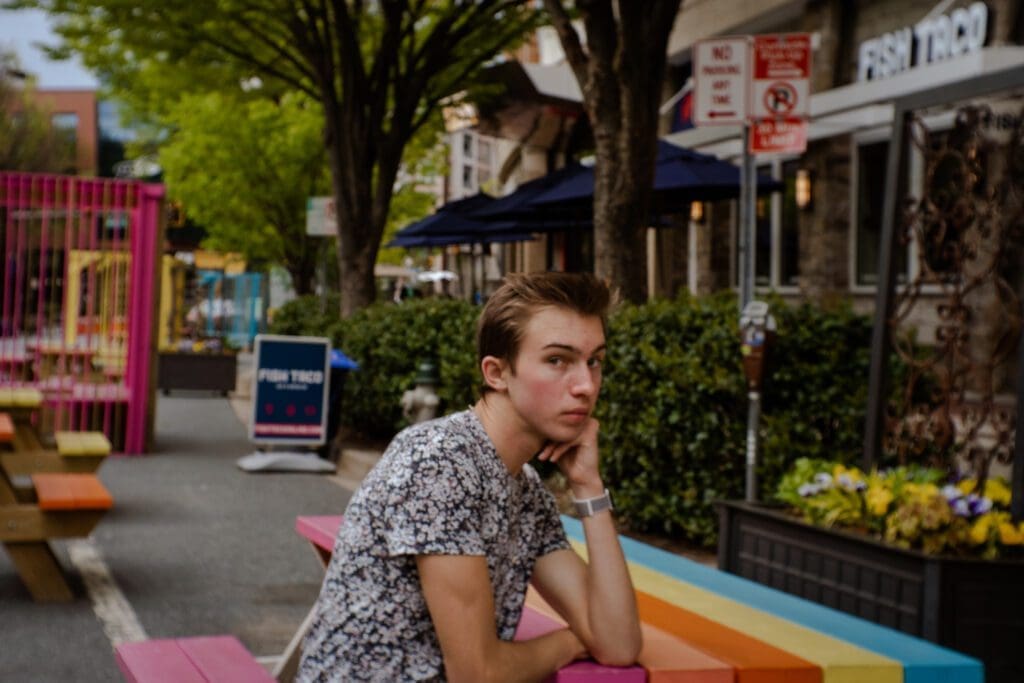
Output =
[
  {"x1": 387, "y1": 203, "x2": 538, "y2": 248},
  {"x1": 528, "y1": 141, "x2": 782, "y2": 212}
]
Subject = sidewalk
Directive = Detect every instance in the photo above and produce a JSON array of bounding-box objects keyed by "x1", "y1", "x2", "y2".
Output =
[{"x1": 0, "y1": 377, "x2": 360, "y2": 681}]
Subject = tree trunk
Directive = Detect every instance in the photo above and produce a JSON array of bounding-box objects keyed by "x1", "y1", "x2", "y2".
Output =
[
  {"x1": 591, "y1": 135, "x2": 651, "y2": 302},
  {"x1": 545, "y1": 0, "x2": 682, "y2": 304}
]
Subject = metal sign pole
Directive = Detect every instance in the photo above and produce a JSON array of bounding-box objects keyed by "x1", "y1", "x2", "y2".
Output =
[
  {"x1": 738, "y1": 124, "x2": 758, "y2": 311},
  {"x1": 738, "y1": 126, "x2": 751, "y2": 312},
  {"x1": 746, "y1": 389, "x2": 761, "y2": 501}
]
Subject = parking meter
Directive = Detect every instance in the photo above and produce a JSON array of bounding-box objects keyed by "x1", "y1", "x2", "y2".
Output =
[
  {"x1": 739, "y1": 301, "x2": 776, "y2": 502},
  {"x1": 739, "y1": 301, "x2": 776, "y2": 392}
]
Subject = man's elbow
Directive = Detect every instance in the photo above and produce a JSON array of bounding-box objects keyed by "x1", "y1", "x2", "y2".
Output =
[{"x1": 590, "y1": 629, "x2": 643, "y2": 667}]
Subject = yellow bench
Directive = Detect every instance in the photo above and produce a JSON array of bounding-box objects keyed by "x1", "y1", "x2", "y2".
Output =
[{"x1": 0, "y1": 387, "x2": 43, "y2": 420}]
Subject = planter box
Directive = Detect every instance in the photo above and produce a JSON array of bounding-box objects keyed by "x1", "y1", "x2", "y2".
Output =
[
  {"x1": 717, "y1": 500, "x2": 1024, "y2": 683},
  {"x1": 157, "y1": 351, "x2": 237, "y2": 395}
]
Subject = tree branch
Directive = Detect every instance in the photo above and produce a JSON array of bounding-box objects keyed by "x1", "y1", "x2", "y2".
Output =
[{"x1": 541, "y1": 0, "x2": 589, "y2": 86}]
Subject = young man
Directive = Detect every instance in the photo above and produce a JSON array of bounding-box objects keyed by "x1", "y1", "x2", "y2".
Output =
[{"x1": 298, "y1": 272, "x2": 641, "y2": 682}]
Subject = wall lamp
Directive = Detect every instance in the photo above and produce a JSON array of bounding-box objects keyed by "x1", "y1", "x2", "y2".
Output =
[
  {"x1": 796, "y1": 169, "x2": 813, "y2": 210},
  {"x1": 689, "y1": 201, "x2": 704, "y2": 223}
]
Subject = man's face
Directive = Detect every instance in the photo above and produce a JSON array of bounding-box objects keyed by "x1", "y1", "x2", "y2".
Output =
[{"x1": 502, "y1": 306, "x2": 606, "y2": 444}]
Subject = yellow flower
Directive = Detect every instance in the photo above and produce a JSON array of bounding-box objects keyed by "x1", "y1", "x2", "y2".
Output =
[
  {"x1": 983, "y1": 479, "x2": 1012, "y2": 506},
  {"x1": 904, "y1": 482, "x2": 940, "y2": 503},
  {"x1": 998, "y1": 521, "x2": 1022, "y2": 545},
  {"x1": 969, "y1": 515, "x2": 993, "y2": 545},
  {"x1": 865, "y1": 485, "x2": 894, "y2": 516},
  {"x1": 957, "y1": 479, "x2": 975, "y2": 495}
]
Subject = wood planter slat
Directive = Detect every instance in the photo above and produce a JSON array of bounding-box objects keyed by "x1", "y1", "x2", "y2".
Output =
[{"x1": 717, "y1": 500, "x2": 1024, "y2": 683}]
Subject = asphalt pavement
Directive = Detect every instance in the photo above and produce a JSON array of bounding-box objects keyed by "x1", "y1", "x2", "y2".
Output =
[{"x1": 0, "y1": 381, "x2": 353, "y2": 682}]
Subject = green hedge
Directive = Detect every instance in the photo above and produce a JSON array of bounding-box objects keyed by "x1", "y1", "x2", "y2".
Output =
[
  {"x1": 270, "y1": 292, "x2": 876, "y2": 548},
  {"x1": 597, "y1": 293, "x2": 874, "y2": 546}
]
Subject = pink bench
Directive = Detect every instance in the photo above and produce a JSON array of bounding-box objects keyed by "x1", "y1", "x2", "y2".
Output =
[{"x1": 115, "y1": 635, "x2": 274, "y2": 683}]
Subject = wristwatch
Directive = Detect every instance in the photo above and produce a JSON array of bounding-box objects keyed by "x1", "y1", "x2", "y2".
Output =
[{"x1": 572, "y1": 489, "x2": 614, "y2": 517}]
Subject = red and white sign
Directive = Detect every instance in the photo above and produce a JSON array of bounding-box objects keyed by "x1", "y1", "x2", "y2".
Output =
[
  {"x1": 693, "y1": 37, "x2": 750, "y2": 126},
  {"x1": 750, "y1": 34, "x2": 811, "y2": 120},
  {"x1": 749, "y1": 118, "x2": 808, "y2": 154}
]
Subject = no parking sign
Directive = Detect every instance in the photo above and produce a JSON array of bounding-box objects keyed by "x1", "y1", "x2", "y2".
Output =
[{"x1": 250, "y1": 334, "x2": 330, "y2": 446}]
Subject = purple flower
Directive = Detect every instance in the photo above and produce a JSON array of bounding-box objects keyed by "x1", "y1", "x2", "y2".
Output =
[
  {"x1": 952, "y1": 498, "x2": 971, "y2": 517},
  {"x1": 813, "y1": 472, "x2": 833, "y2": 488},
  {"x1": 966, "y1": 494, "x2": 992, "y2": 515},
  {"x1": 941, "y1": 484, "x2": 961, "y2": 501},
  {"x1": 798, "y1": 483, "x2": 820, "y2": 497}
]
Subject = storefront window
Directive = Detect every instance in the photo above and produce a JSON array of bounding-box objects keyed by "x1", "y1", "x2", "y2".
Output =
[
  {"x1": 734, "y1": 162, "x2": 801, "y2": 290},
  {"x1": 780, "y1": 161, "x2": 800, "y2": 286},
  {"x1": 855, "y1": 140, "x2": 907, "y2": 286},
  {"x1": 755, "y1": 190, "x2": 771, "y2": 287}
]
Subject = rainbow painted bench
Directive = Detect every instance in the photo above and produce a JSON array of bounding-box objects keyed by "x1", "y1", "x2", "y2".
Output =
[
  {"x1": 283, "y1": 514, "x2": 983, "y2": 682},
  {"x1": 561, "y1": 516, "x2": 984, "y2": 683}
]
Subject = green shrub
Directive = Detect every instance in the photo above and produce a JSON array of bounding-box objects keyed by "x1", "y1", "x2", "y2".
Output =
[
  {"x1": 272, "y1": 290, "x2": 882, "y2": 550},
  {"x1": 598, "y1": 293, "x2": 875, "y2": 547},
  {"x1": 328, "y1": 299, "x2": 479, "y2": 438},
  {"x1": 268, "y1": 294, "x2": 342, "y2": 336}
]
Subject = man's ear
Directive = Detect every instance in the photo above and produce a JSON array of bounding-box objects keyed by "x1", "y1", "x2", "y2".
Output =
[{"x1": 480, "y1": 355, "x2": 509, "y2": 392}]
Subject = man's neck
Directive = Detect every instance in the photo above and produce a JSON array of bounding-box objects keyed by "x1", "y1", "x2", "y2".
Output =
[{"x1": 472, "y1": 395, "x2": 542, "y2": 475}]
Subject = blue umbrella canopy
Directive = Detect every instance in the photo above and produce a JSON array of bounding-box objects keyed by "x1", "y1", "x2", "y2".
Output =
[
  {"x1": 469, "y1": 163, "x2": 592, "y2": 223},
  {"x1": 528, "y1": 141, "x2": 782, "y2": 210},
  {"x1": 387, "y1": 196, "x2": 537, "y2": 247}
]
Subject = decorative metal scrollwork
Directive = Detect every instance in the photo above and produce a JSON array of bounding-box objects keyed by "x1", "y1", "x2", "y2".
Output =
[{"x1": 886, "y1": 102, "x2": 1023, "y2": 490}]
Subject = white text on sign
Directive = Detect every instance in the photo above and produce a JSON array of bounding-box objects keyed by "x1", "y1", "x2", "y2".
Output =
[{"x1": 693, "y1": 37, "x2": 750, "y2": 126}]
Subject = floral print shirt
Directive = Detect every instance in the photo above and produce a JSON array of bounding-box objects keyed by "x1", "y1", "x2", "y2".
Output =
[{"x1": 297, "y1": 409, "x2": 569, "y2": 682}]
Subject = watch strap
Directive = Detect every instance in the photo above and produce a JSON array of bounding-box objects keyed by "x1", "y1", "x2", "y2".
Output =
[{"x1": 572, "y1": 489, "x2": 613, "y2": 517}]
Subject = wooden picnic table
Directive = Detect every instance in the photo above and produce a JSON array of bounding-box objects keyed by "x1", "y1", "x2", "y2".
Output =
[{"x1": 0, "y1": 457, "x2": 113, "y2": 600}]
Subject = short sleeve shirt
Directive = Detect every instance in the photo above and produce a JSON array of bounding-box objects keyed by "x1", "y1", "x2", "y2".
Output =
[{"x1": 296, "y1": 409, "x2": 569, "y2": 682}]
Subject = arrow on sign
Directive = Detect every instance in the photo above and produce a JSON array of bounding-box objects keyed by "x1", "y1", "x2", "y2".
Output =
[{"x1": 708, "y1": 111, "x2": 737, "y2": 119}]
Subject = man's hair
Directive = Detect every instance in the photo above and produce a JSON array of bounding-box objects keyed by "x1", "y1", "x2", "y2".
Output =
[{"x1": 476, "y1": 272, "x2": 613, "y2": 394}]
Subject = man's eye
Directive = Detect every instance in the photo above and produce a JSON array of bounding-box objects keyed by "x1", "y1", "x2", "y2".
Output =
[
  {"x1": 547, "y1": 356, "x2": 564, "y2": 366},
  {"x1": 587, "y1": 357, "x2": 604, "y2": 369}
]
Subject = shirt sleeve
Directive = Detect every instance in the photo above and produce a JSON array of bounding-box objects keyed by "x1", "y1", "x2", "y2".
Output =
[
  {"x1": 381, "y1": 428, "x2": 486, "y2": 557},
  {"x1": 522, "y1": 465, "x2": 571, "y2": 558}
]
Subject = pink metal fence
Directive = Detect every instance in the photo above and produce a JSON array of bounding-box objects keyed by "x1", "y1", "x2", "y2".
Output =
[{"x1": 0, "y1": 173, "x2": 163, "y2": 454}]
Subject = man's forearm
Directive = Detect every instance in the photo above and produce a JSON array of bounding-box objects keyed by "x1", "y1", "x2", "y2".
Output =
[
  {"x1": 576, "y1": 489, "x2": 642, "y2": 665},
  {"x1": 448, "y1": 628, "x2": 584, "y2": 683}
]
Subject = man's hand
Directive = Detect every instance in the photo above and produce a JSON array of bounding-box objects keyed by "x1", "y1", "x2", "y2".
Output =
[
  {"x1": 537, "y1": 417, "x2": 603, "y2": 498},
  {"x1": 417, "y1": 554, "x2": 586, "y2": 683}
]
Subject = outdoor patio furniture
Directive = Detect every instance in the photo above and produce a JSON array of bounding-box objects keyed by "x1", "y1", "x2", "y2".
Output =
[
  {"x1": 0, "y1": 469, "x2": 113, "y2": 601},
  {"x1": 115, "y1": 635, "x2": 274, "y2": 683}
]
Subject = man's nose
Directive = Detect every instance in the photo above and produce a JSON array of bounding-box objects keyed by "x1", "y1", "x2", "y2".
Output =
[{"x1": 569, "y1": 364, "x2": 597, "y2": 397}]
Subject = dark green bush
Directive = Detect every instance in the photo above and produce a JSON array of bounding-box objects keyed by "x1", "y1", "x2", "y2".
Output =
[
  {"x1": 271, "y1": 290, "x2": 880, "y2": 549},
  {"x1": 327, "y1": 299, "x2": 479, "y2": 438},
  {"x1": 268, "y1": 294, "x2": 342, "y2": 336},
  {"x1": 597, "y1": 293, "x2": 875, "y2": 547}
]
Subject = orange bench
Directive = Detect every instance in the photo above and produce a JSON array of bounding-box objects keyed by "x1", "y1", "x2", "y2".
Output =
[{"x1": 0, "y1": 470, "x2": 113, "y2": 601}]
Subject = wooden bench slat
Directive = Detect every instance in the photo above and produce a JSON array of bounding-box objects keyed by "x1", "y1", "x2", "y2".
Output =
[
  {"x1": 31, "y1": 473, "x2": 113, "y2": 510},
  {"x1": 0, "y1": 412, "x2": 13, "y2": 443},
  {"x1": 178, "y1": 636, "x2": 275, "y2": 682},
  {"x1": 55, "y1": 431, "x2": 112, "y2": 457},
  {"x1": 294, "y1": 515, "x2": 343, "y2": 553},
  {"x1": 525, "y1": 589, "x2": 735, "y2": 683},
  {"x1": 0, "y1": 387, "x2": 44, "y2": 409},
  {"x1": 515, "y1": 606, "x2": 646, "y2": 681},
  {"x1": 115, "y1": 640, "x2": 207, "y2": 683},
  {"x1": 635, "y1": 590, "x2": 820, "y2": 682}
]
